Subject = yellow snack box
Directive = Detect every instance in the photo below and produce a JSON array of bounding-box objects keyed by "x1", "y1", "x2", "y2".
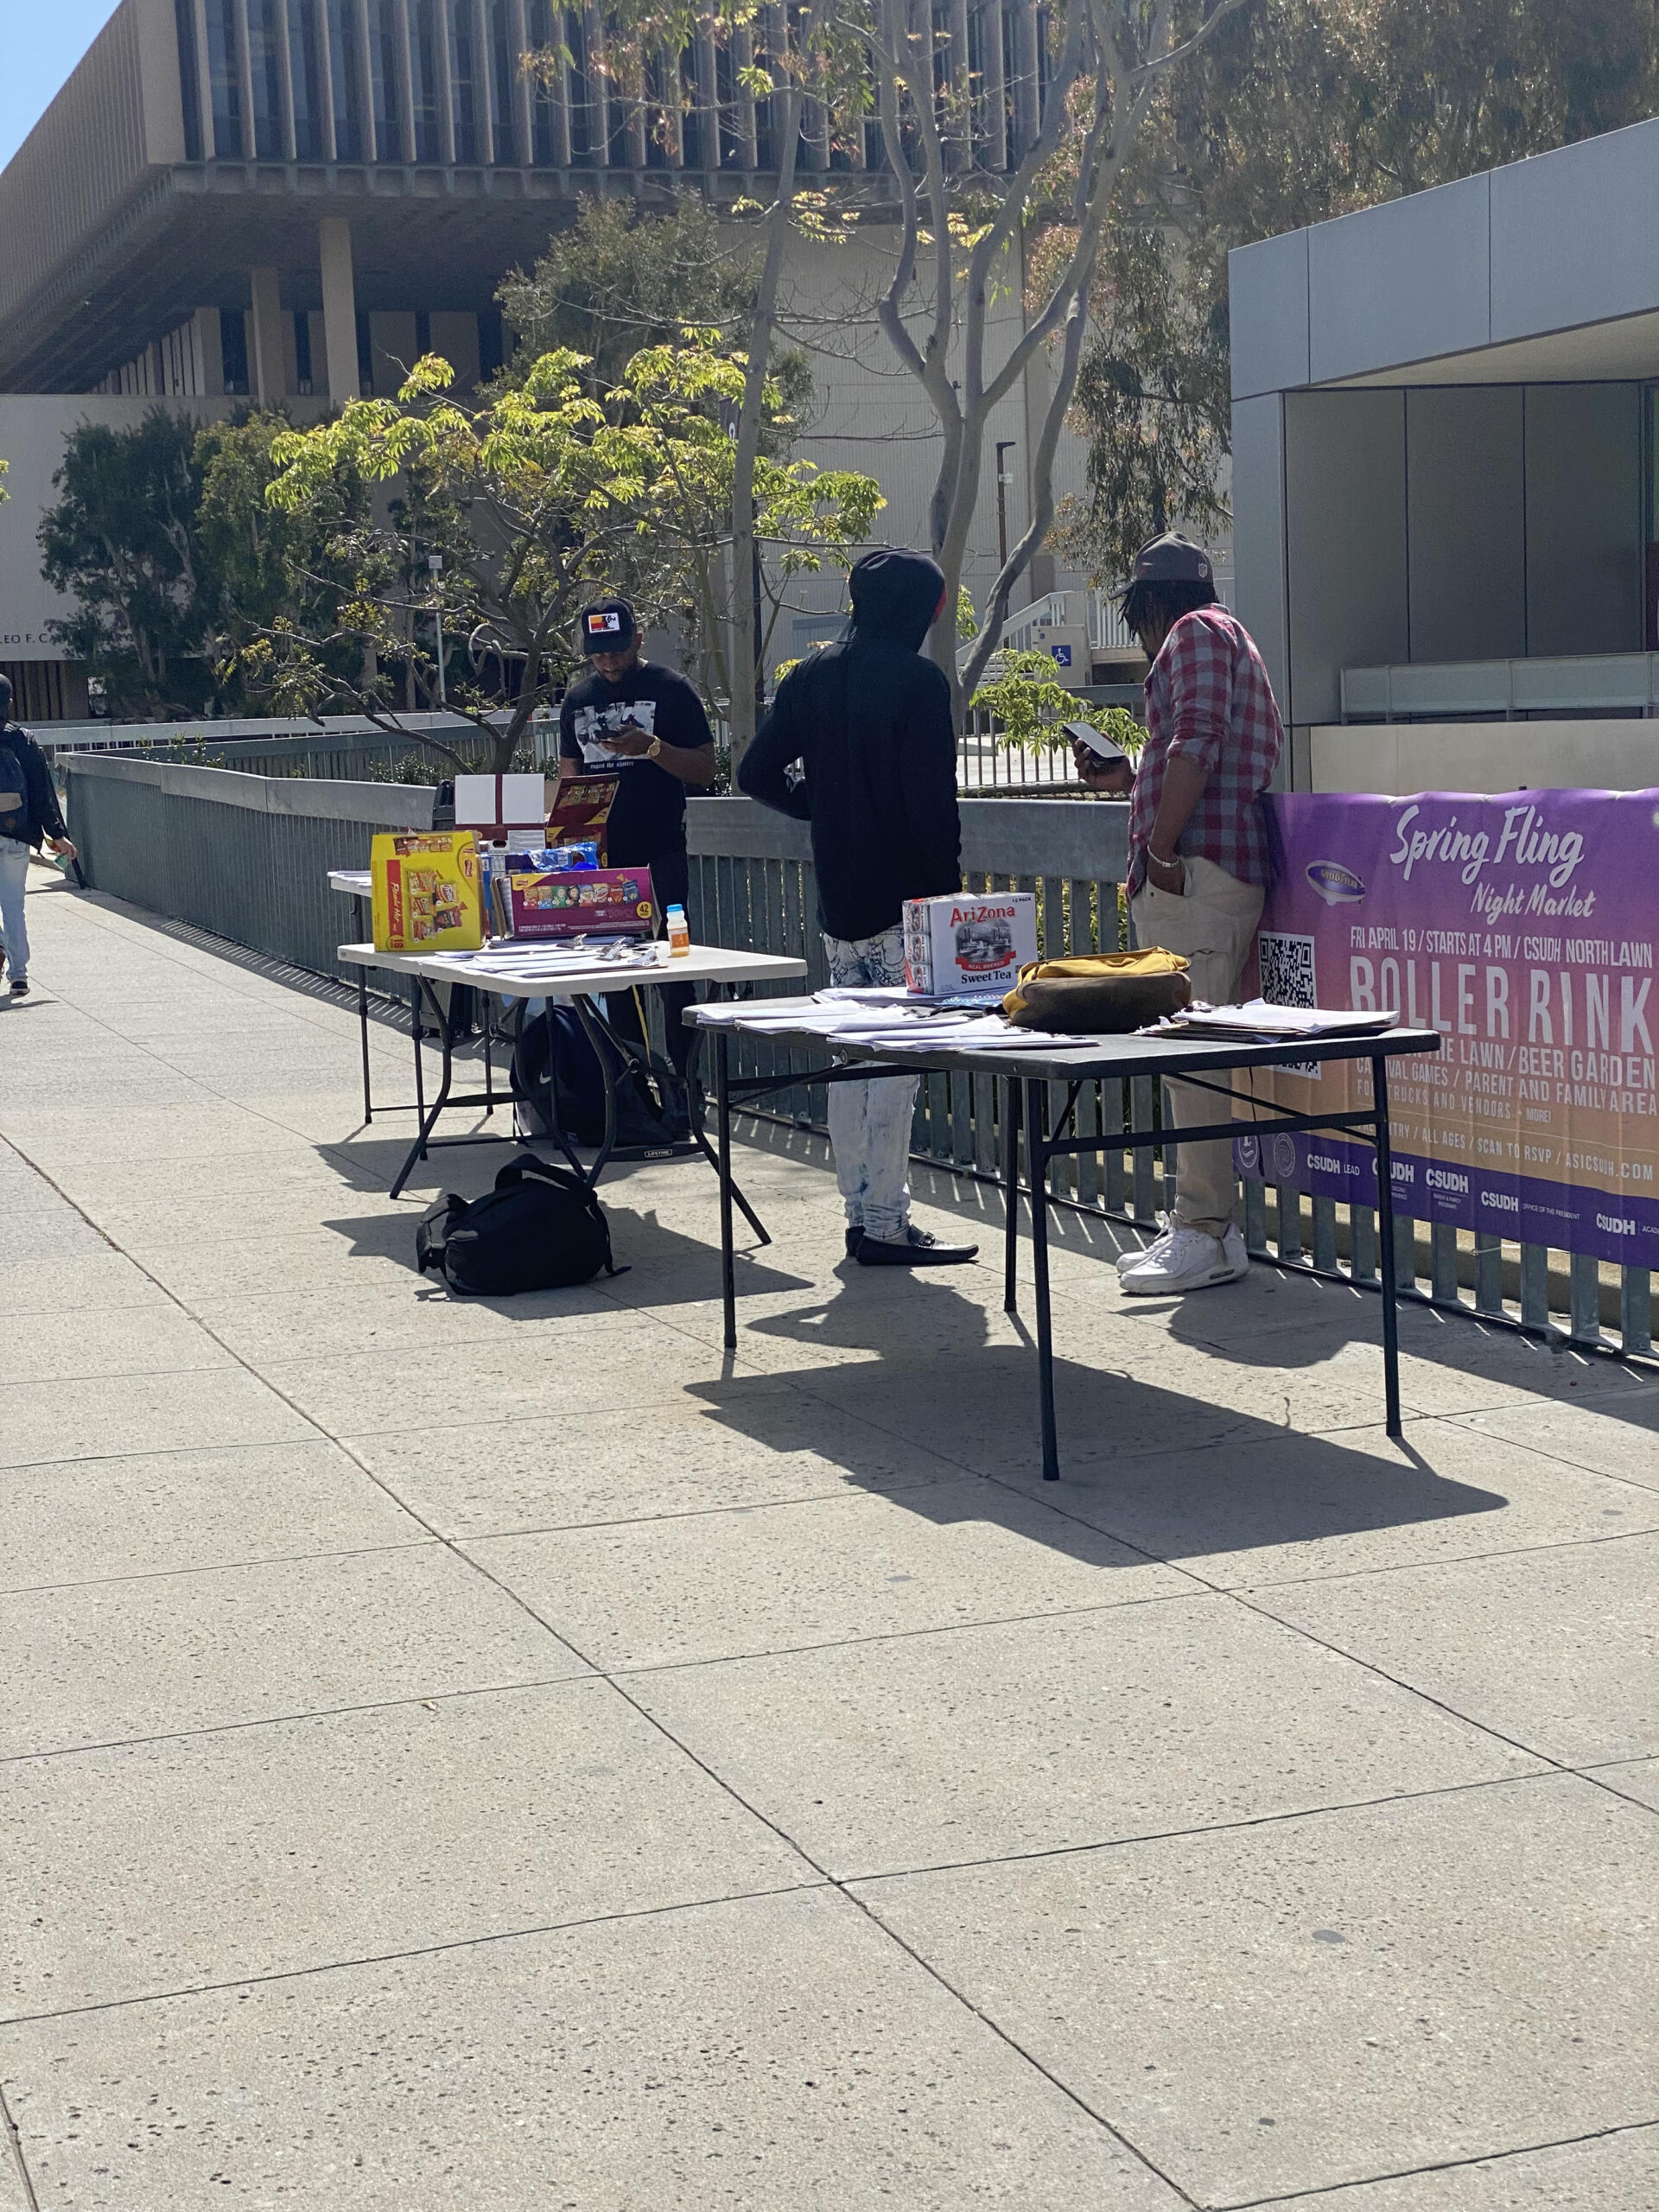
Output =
[{"x1": 371, "y1": 830, "x2": 484, "y2": 952}]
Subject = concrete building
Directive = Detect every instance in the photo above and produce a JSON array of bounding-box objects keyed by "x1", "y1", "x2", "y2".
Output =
[
  {"x1": 1230, "y1": 116, "x2": 1659, "y2": 794},
  {"x1": 0, "y1": 0, "x2": 1088, "y2": 716}
]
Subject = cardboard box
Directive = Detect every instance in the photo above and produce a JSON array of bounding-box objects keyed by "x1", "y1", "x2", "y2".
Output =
[
  {"x1": 371, "y1": 830, "x2": 484, "y2": 952},
  {"x1": 454, "y1": 772, "x2": 547, "y2": 838},
  {"x1": 547, "y1": 772, "x2": 619, "y2": 862},
  {"x1": 903, "y1": 892, "x2": 1038, "y2": 996},
  {"x1": 504, "y1": 865, "x2": 657, "y2": 939}
]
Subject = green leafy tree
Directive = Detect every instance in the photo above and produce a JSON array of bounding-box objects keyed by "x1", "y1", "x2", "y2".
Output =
[
  {"x1": 38, "y1": 410, "x2": 214, "y2": 719},
  {"x1": 971, "y1": 648, "x2": 1145, "y2": 753},
  {"x1": 1062, "y1": 0, "x2": 1659, "y2": 584}
]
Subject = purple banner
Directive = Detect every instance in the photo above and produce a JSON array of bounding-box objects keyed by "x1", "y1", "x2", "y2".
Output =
[{"x1": 1236, "y1": 790, "x2": 1659, "y2": 1269}]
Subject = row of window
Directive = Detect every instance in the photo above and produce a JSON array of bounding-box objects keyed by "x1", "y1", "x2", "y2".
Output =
[{"x1": 174, "y1": 0, "x2": 1029, "y2": 168}]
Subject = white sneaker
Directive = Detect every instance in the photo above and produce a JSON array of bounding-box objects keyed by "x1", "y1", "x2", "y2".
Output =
[
  {"x1": 1115, "y1": 1215, "x2": 1174, "y2": 1276},
  {"x1": 1120, "y1": 1224, "x2": 1249, "y2": 1295}
]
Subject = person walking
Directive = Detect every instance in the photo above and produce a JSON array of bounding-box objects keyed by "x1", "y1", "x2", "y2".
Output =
[
  {"x1": 556, "y1": 597, "x2": 717, "y2": 1141},
  {"x1": 739, "y1": 548, "x2": 976, "y2": 1267},
  {"x1": 1074, "y1": 532, "x2": 1284, "y2": 1296},
  {"x1": 0, "y1": 676, "x2": 77, "y2": 1000}
]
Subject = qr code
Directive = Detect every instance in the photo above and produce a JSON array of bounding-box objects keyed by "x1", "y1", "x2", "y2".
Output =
[{"x1": 1258, "y1": 931, "x2": 1319, "y2": 1078}]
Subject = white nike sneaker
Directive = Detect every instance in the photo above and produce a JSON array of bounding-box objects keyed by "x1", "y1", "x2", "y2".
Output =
[
  {"x1": 1115, "y1": 1215, "x2": 1174, "y2": 1276},
  {"x1": 1120, "y1": 1224, "x2": 1249, "y2": 1295}
]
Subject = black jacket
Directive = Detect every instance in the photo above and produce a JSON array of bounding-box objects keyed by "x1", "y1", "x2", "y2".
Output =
[
  {"x1": 0, "y1": 724, "x2": 67, "y2": 849},
  {"x1": 738, "y1": 550, "x2": 961, "y2": 941}
]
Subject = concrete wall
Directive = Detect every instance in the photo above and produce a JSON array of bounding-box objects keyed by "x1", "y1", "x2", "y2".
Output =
[{"x1": 1308, "y1": 718, "x2": 1659, "y2": 795}]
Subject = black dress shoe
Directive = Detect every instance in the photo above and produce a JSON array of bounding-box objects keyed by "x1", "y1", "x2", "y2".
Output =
[
  {"x1": 844, "y1": 1225, "x2": 864, "y2": 1258},
  {"x1": 856, "y1": 1225, "x2": 978, "y2": 1267}
]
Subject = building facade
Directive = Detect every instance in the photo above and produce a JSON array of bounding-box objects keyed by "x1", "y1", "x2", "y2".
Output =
[
  {"x1": 0, "y1": 0, "x2": 1084, "y2": 714},
  {"x1": 1230, "y1": 118, "x2": 1659, "y2": 794}
]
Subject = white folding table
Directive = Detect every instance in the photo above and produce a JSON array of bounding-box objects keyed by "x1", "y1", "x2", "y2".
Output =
[{"x1": 338, "y1": 940, "x2": 807, "y2": 1230}]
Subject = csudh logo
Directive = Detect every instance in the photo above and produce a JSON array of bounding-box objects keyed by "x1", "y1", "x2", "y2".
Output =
[{"x1": 1306, "y1": 861, "x2": 1365, "y2": 906}]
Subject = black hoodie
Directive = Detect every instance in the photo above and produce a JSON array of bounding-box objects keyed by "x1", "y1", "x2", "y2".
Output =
[{"x1": 738, "y1": 549, "x2": 961, "y2": 941}]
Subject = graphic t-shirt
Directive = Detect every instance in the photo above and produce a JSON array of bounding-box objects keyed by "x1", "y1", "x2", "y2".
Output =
[{"x1": 557, "y1": 662, "x2": 714, "y2": 862}]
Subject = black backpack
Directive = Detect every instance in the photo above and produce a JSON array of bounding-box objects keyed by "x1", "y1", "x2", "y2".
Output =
[
  {"x1": 416, "y1": 1156, "x2": 624, "y2": 1295},
  {"x1": 513, "y1": 1003, "x2": 614, "y2": 1147}
]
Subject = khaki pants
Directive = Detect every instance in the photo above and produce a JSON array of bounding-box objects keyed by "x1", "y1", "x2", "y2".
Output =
[{"x1": 1130, "y1": 855, "x2": 1264, "y2": 1239}]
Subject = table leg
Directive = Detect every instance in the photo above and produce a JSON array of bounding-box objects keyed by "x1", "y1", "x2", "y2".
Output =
[
  {"x1": 1025, "y1": 1077, "x2": 1059, "y2": 1482},
  {"x1": 1372, "y1": 1053, "x2": 1402, "y2": 1439},
  {"x1": 391, "y1": 979, "x2": 455, "y2": 1200},
  {"x1": 410, "y1": 980, "x2": 427, "y2": 1152},
  {"x1": 354, "y1": 895, "x2": 372, "y2": 1123},
  {"x1": 716, "y1": 1030, "x2": 736, "y2": 1351},
  {"x1": 1003, "y1": 1074, "x2": 1022, "y2": 1315}
]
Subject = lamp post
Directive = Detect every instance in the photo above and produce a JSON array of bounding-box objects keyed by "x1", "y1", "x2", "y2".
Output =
[{"x1": 427, "y1": 552, "x2": 446, "y2": 708}]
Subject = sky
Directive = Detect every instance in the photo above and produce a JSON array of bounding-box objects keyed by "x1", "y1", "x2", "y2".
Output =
[{"x1": 2, "y1": 0, "x2": 122, "y2": 172}]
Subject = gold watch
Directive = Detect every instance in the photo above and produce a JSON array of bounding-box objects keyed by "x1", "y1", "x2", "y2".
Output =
[{"x1": 646, "y1": 735, "x2": 664, "y2": 760}]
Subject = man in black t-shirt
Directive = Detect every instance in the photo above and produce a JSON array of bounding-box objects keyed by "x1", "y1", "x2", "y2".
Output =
[{"x1": 556, "y1": 597, "x2": 717, "y2": 1126}]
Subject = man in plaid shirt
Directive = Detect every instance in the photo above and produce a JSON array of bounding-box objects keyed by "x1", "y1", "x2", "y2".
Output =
[{"x1": 1075, "y1": 531, "x2": 1284, "y2": 1295}]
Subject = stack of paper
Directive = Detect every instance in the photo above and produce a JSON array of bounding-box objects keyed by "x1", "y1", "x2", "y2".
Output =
[{"x1": 1150, "y1": 1000, "x2": 1395, "y2": 1042}]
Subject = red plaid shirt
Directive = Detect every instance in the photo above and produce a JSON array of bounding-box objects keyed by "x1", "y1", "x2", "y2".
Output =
[{"x1": 1128, "y1": 607, "x2": 1284, "y2": 892}]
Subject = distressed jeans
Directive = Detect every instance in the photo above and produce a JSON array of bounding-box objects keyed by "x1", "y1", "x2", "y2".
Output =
[
  {"x1": 823, "y1": 926, "x2": 916, "y2": 1244},
  {"x1": 0, "y1": 841, "x2": 29, "y2": 983}
]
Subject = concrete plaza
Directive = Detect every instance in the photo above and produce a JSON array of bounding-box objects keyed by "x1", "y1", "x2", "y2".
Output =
[{"x1": 3, "y1": 868, "x2": 1657, "y2": 2210}]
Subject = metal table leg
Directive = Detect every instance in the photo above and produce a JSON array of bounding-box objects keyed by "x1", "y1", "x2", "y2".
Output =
[
  {"x1": 1025, "y1": 1076, "x2": 1060, "y2": 1481},
  {"x1": 390, "y1": 978, "x2": 456, "y2": 1200},
  {"x1": 353, "y1": 893, "x2": 372, "y2": 1123},
  {"x1": 1003, "y1": 1073, "x2": 1022, "y2": 1315},
  {"x1": 1372, "y1": 1053, "x2": 1403, "y2": 1438},
  {"x1": 716, "y1": 1030, "x2": 737, "y2": 1351}
]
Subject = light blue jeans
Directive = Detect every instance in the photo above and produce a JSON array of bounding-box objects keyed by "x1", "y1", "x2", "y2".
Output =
[
  {"x1": 0, "y1": 841, "x2": 29, "y2": 982},
  {"x1": 823, "y1": 926, "x2": 917, "y2": 1244}
]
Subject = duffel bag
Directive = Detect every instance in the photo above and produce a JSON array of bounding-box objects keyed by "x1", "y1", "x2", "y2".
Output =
[
  {"x1": 416, "y1": 1156, "x2": 625, "y2": 1295},
  {"x1": 1001, "y1": 949, "x2": 1192, "y2": 1033}
]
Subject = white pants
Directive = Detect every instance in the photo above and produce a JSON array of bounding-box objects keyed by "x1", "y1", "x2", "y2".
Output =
[
  {"x1": 823, "y1": 927, "x2": 916, "y2": 1244},
  {"x1": 1130, "y1": 855, "x2": 1265, "y2": 1239},
  {"x1": 0, "y1": 842, "x2": 29, "y2": 982}
]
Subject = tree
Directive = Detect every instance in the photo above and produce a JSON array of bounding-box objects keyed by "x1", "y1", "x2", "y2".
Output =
[
  {"x1": 1061, "y1": 0, "x2": 1659, "y2": 584},
  {"x1": 846, "y1": 0, "x2": 1249, "y2": 727},
  {"x1": 38, "y1": 410, "x2": 214, "y2": 719}
]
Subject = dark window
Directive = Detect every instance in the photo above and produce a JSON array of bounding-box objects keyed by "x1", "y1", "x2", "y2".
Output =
[
  {"x1": 327, "y1": 0, "x2": 365, "y2": 157},
  {"x1": 451, "y1": 0, "x2": 479, "y2": 160},
  {"x1": 528, "y1": 0, "x2": 559, "y2": 162},
  {"x1": 357, "y1": 311, "x2": 374, "y2": 391},
  {"x1": 248, "y1": 0, "x2": 285, "y2": 157},
  {"x1": 294, "y1": 310, "x2": 315, "y2": 391},
  {"x1": 221, "y1": 308, "x2": 251, "y2": 393},
  {"x1": 479, "y1": 306, "x2": 505, "y2": 379},
  {"x1": 289, "y1": 0, "x2": 324, "y2": 156},
  {"x1": 175, "y1": 0, "x2": 204, "y2": 158},
  {"x1": 206, "y1": 0, "x2": 243, "y2": 156},
  {"x1": 372, "y1": 0, "x2": 404, "y2": 158},
  {"x1": 410, "y1": 0, "x2": 442, "y2": 160},
  {"x1": 489, "y1": 0, "x2": 517, "y2": 162}
]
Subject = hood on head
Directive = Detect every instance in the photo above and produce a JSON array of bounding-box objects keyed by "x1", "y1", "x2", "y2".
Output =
[{"x1": 848, "y1": 548, "x2": 945, "y2": 651}]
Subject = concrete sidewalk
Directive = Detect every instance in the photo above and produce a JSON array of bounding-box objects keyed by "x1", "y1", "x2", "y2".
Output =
[{"x1": 3, "y1": 868, "x2": 1656, "y2": 2211}]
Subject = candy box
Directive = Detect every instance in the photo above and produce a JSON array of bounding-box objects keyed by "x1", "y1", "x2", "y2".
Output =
[
  {"x1": 371, "y1": 830, "x2": 484, "y2": 952},
  {"x1": 505, "y1": 865, "x2": 657, "y2": 939}
]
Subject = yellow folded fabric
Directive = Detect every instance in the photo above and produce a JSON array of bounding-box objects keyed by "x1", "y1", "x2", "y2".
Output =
[{"x1": 1002, "y1": 948, "x2": 1192, "y2": 1032}]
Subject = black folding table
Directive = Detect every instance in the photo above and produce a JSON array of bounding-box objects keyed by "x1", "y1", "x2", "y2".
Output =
[{"x1": 689, "y1": 1010, "x2": 1443, "y2": 1482}]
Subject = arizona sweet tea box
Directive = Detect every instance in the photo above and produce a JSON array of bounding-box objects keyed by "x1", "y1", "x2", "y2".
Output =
[
  {"x1": 371, "y1": 830, "x2": 485, "y2": 952},
  {"x1": 903, "y1": 891, "x2": 1039, "y2": 996}
]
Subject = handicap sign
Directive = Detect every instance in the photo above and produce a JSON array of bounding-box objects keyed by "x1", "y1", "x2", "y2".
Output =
[{"x1": 1049, "y1": 642, "x2": 1072, "y2": 668}]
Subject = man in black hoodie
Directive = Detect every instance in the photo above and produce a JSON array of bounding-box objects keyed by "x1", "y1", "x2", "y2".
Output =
[{"x1": 739, "y1": 549, "x2": 976, "y2": 1266}]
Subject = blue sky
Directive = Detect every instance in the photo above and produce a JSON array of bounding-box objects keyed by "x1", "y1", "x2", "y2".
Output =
[{"x1": 3, "y1": 1, "x2": 122, "y2": 171}]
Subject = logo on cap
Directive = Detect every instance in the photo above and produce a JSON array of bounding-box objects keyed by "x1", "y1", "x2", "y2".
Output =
[{"x1": 586, "y1": 611, "x2": 625, "y2": 636}]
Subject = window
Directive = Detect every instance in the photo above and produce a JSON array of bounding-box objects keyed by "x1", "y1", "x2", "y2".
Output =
[
  {"x1": 289, "y1": 0, "x2": 324, "y2": 156},
  {"x1": 206, "y1": 0, "x2": 244, "y2": 156},
  {"x1": 221, "y1": 309, "x2": 251, "y2": 394},
  {"x1": 489, "y1": 0, "x2": 518, "y2": 162},
  {"x1": 371, "y1": 0, "x2": 404, "y2": 159},
  {"x1": 328, "y1": 0, "x2": 365, "y2": 158},
  {"x1": 527, "y1": 0, "x2": 559, "y2": 163},
  {"x1": 175, "y1": 0, "x2": 205, "y2": 158},
  {"x1": 410, "y1": 0, "x2": 442, "y2": 160},
  {"x1": 248, "y1": 0, "x2": 285, "y2": 157},
  {"x1": 451, "y1": 0, "x2": 480, "y2": 160},
  {"x1": 294, "y1": 310, "x2": 315, "y2": 392}
]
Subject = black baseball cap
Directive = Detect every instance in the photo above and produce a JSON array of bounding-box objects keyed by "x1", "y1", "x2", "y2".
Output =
[
  {"x1": 579, "y1": 597, "x2": 638, "y2": 653},
  {"x1": 1125, "y1": 531, "x2": 1213, "y2": 586}
]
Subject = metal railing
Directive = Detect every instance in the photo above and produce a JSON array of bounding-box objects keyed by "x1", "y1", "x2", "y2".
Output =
[
  {"x1": 1341, "y1": 654, "x2": 1659, "y2": 722},
  {"x1": 46, "y1": 712, "x2": 561, "y2": 780},
  {"x1": 58, "y1": 759, "x2": 1654, "y2": 1363}
]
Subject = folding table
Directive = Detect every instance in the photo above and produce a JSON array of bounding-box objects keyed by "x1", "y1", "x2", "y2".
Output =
[
  {"x1": 687, "y1": 1006, "x2": 1442, "y2": 1481},
  {"x1": 339, "y1": 941, "x2": 807, "y2": 1232}
]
